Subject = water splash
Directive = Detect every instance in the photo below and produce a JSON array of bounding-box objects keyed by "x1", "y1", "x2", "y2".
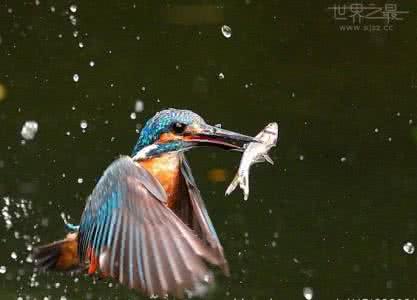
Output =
[
  {"x1": 69, "y1": 4, "x2": 77, "y2": 13},
  {"x1": 303, "y1": 287, "x2": 313, "y2": 300},
  {"x1": 403, "y1": 242, "x2": 415, "y2": 254},
  {"x1": 20, "y1": 121, "x2": 39, "y2": 140},
  {"x1": 221, "y1": 25, "x2": 232, "y2": 38}
]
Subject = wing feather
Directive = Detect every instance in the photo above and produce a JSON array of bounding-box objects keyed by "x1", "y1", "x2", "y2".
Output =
[
  {"x1": 178, "y1": 154, "x2": 230, "y2": 275},
  {"x1": 78, "y1": 156, "x2": 224, "y2": 297},
  {"x1": 106, "y1": 212, "x2": 117, "y2": 248},
  {"x1": 118, "y1": 214, "x2": 128, "y2": 285},
  {"x1": 157, "y1": 226, "x2": 177, "y2": 295},
  {"x1": 142, "y1": 222, "x2": 155, "y2": 295},
  {"x1": 109, "y1": 212, "x2": 122, "y2": 277},
  {"x1": 127, "y1": 222, "x2": 134, "y2": 289},
  {"x1": 134, "y1": 228, "x2": 145, "y2": 289},
  {"x1": 150, "y1": 226, "x2": 167, "y2": 295}
]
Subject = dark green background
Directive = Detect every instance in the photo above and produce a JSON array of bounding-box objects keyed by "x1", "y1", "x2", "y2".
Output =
[{"x1": 1, "y1": 1, "x2": 417, "y2": 299}]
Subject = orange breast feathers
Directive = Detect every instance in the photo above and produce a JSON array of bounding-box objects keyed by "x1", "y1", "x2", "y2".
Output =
[{"x1": 139, "y1": 154, "x2": 182, "y2": 208}]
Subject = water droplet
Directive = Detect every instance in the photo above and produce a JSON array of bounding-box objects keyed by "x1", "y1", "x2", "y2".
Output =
[
  {"x1": 403, "y1": 242, "x2": 415, "y2": 254},
  {"x1": 218, "y1": 72, "x2": 225, "y2": 80},
  {"x1": 340, "y1": 156, "x2": 346, "y2": 162},
  {"x1": 134, "y1": 100, "x2": 144, "y2": 112},
  {"x1": 89, "y1": 61, "x2": 95, "y2": 67},
  {"x1": 0, "y1": 266, "x2": 6, "y2": 274},
  {"x1": 293, "y1": 257, "x2": 300, "y2": 263},
  {"x1": 10, "y1": 252, "x2": 17, "y2": 260},
  {"x1": 69, "y1": 4, "x2": 77, "y2": 13},
  {"x1": 221, "y1": 25, "x2": 232, "y2": 38},
  {"x1": 299, "y1": 155, "x2": 304, "y2": 161},
  {"x1": 21, "y1": 121, "x2": 39, "y2": 140},
  {"x1": 130, "y1": 112, "x2": 137, "y2": 120},
  {"x1": 80, "y1": 120, "x2": 88, "y2": 129},
  {"x1": 73, "y1": 74, "x2": 79, "y2": 82},
  {"x1": 303, "y1": 287, "x2": 313, "y2": 300},
  {"x1": 77, "y1": 178, "x2": 83, "y2": 184},
  {"x1": 374, "y1": 128, "x2": 379, "y2": 133},
  {"x1": 78, "y1": 42, "x2": 84, "y2": 48},
  {"x1": 69, "y1": 15, "x2": 77, "y2": 26}
]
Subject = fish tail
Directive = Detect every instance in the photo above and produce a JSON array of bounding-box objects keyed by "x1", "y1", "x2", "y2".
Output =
[
  {"x1": 225, "y1": 173, "x2": 241, "y2": 196},
  {"x1": 225, "y1": 170, "x2": 250, "y2": 200},
  {"x1": 239, "y1": 171, "x2": 250, "y2": 200},
  {"x1": 32, "y1": 232, "x2": 81, "y2": 272}
]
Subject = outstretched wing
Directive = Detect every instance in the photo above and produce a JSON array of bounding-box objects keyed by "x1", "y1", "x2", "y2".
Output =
[
  {"x1": 78, "y1": 156, "x2": 224, "y2": 298},
  {"x1": 173, "y1": 154, "x2": 230, "y2": 275}
]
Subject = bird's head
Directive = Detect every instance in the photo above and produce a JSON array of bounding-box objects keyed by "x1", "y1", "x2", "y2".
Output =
[{"x1": 131, "y1": 108, "x2": 256, "y2": 160}]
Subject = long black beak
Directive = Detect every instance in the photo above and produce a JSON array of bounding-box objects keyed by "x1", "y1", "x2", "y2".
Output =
[{"x1": 184, "y1": 124, "x2": 258, "y2": 151}]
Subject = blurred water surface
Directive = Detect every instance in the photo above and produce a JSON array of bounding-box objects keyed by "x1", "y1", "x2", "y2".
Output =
[{"x1": 1, "y1": 1, "x2": 417, "y2": 299}]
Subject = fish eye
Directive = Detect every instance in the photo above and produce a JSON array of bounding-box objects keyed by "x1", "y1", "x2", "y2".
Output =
[{"x1": 172, "y1": 122, "x2": 186, "y2": 134}]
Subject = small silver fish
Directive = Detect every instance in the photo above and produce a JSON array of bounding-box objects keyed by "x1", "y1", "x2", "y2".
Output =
[{"x1": 225, "y1": 122, "x2": 278, "y2": 200}]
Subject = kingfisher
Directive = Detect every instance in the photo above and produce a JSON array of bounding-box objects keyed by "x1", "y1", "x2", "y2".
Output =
[{"x1": 33, "y1": 108, "x2": 257, "y2": 298}]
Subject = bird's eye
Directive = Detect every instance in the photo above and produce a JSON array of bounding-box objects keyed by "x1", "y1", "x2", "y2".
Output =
[{"x1": 172, "y1": 122, "x2": 186, "y2": 134}]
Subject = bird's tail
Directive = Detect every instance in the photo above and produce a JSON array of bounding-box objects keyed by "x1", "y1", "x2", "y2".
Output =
[
  {"x1": 225, "y1": 171, "x2": 250, "y2": 200},
  {"x1": 32, "y1": 232, "x2": 81, "y2": 272}
]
